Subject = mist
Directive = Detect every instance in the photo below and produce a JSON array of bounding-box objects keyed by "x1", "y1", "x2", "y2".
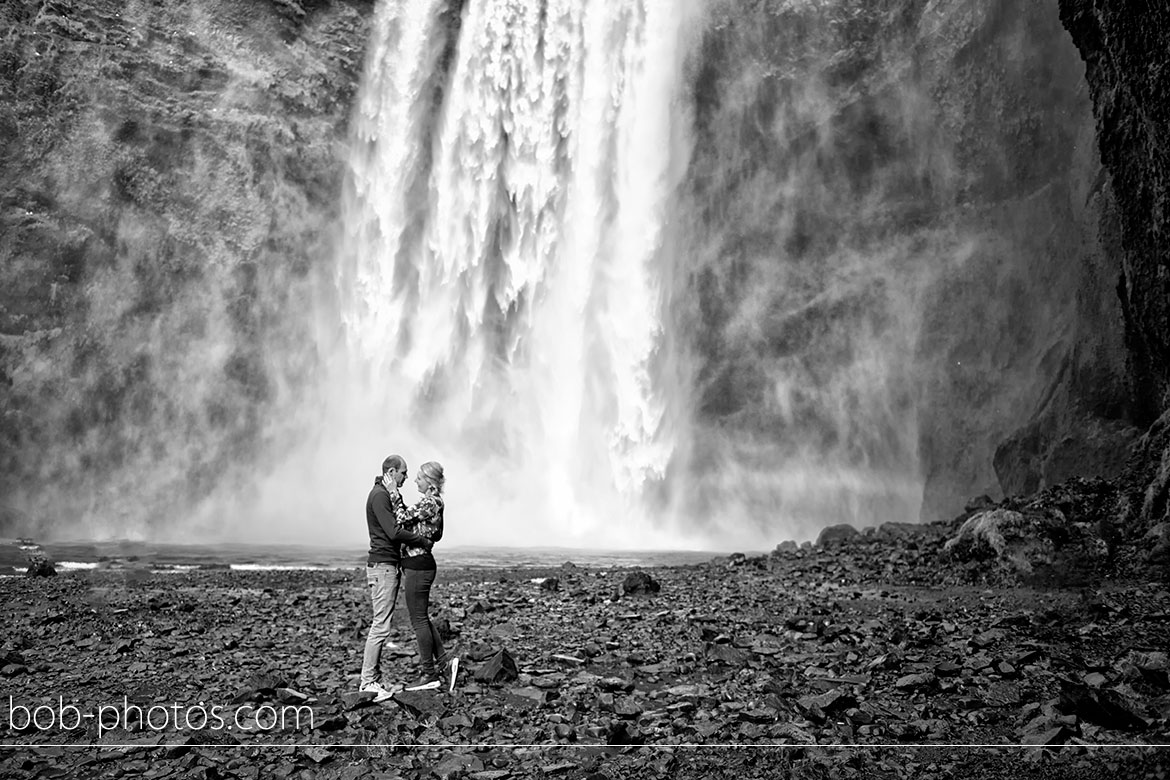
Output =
[{"x1": 1, "y1": 0, "x2": 1113, "y2": 552}]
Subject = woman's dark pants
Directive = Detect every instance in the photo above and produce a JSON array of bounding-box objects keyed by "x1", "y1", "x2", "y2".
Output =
[{"x1": 403, "y1": 567, "x2": 445, "y2": 676}]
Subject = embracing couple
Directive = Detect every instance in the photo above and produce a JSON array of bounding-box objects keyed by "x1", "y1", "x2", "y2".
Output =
[{"x1": 359, "y1": 454, "x2": 458, "y2": 701}]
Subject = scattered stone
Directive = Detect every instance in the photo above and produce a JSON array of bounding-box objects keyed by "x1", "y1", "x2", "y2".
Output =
[
  {"x1": 303, "y1": 747, "x2": 333, "y2": 764},
  {"x1": 1058, "y1": 683, "x2": 1150, "y2": 731},
  {"x1": 474, "y1": 649, "x2": 519, "y2": 684},
  {"x1": 894, "y1": 673, "x2": 936, "y2": 691},
  {"x1": 540, "y1": 762, "x2": 577, "y2": 774},
  {"x1": 1021, "y1": 725, "x2": 1070, "y2": 747},
  {"x1": 621, "y1": 571, "x2": 660, "y2": 596},
  {"x1": 797, "y1": 689, "x2": 855, "y2": 715},
  {"x1": 599, "y1": 676, "x2": 635, "y2": 693},
  {"x1": 705, "y1": 643, "x2": 748, "y2": 665},
  {"x1": 339, "y1": 691, "x2": 376, "y2": 711},
  {"x1": 393, "y1": 690, "x2": 447, "y2": 721},
  {"x1": 433, "y1": 752, "x2": 484, "y2": 780}
]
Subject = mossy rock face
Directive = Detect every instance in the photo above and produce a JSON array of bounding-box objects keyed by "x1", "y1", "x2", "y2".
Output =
[
  {"x1": 0, "y1": 0, "x2": 371, "y2": 536},
  {"x1": 943, "y1": 483, "x2": 1117, "y2": 584}
]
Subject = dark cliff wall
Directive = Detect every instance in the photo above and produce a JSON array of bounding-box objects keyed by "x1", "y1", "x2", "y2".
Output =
[
  {"x1": 1059, "y1": 1, "x2": 1170, "y2": 422},
  {"x1": 1058, "y1": 1, "x2": 1170, "y2": 545},
  {"x1": 0, "y1": 0, "x2": 370, "y2": 534}
]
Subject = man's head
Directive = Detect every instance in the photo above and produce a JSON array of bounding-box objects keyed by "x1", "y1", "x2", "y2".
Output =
[{"x1": 381, "y1": 454, "x2": 408, "y2": 488}]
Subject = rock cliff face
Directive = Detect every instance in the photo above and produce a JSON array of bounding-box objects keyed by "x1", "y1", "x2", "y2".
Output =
[
  {"x1": 1057, "y1": 0, "x2": 1170, "y2": 545},
  {"x1": 0, "y1": 0, "x2": 370, "y2": 533},
  {"x1": 1059, "y1": 1, "x2": 1170, "y2": 424}
]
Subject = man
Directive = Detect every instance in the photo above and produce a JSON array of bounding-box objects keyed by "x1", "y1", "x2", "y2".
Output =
[{"x1": 360, "y1": 454, "x2": 433, "y2": 702}]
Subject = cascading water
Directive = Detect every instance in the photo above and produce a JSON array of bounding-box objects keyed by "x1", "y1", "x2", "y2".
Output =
[
  {"x1": 312, "y1": 0, "x2": 703, "y2": 548},
  {"x1": 244, "y1": 0, "x2": 935, "y2": 551}
]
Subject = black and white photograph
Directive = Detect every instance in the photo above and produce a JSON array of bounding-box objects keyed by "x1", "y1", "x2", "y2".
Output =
[{"x1": 1, "y1": 0, "x2": 1168, "y2": 776}]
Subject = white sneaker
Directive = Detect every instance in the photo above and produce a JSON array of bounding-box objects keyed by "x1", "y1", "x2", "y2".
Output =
[
  {"x1": 360, "y1": 682, "x2": 395, "y2": 702},
  {"x1": 447, "y1": 657, "x2": 459, "y2": 693}
]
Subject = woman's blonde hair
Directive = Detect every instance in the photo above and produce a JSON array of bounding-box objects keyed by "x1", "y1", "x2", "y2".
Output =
[{"x1": 418, "y1": 461, "x2": 445, "y2": 493}]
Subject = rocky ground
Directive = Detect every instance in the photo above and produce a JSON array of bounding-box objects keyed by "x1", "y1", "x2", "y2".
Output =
[{"x1": 2, "y1": 511, "x2": 1169, "y2": 779}]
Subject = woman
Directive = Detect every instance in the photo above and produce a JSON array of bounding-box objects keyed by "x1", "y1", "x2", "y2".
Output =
[{"x1": 390, "y1": 460, "x2": 458, "y2": 692}]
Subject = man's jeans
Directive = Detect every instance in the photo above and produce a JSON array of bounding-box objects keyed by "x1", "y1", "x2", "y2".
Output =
[{"x1": 360, "y1": 563, "x2": 401, "y2": 687}]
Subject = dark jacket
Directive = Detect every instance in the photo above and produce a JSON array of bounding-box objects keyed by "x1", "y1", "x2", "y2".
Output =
[{"x1": 366, "y1": 477, "x2": 430, "y2": 564}]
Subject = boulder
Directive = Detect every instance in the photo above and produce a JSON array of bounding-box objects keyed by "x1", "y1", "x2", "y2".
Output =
[
  {"x1": 25, "y1": 555, "x2": 55, "y2": 577},
  {"x1": 816, "y1": 524, "x2": 859, "y2": 547},
  {"x1": 473, "y1": 649, "x2": 519, "y2": 685},
  {"x1": 621, "y1": 570, "x2": 660, "y2": 596},
  {"x1": 943, "y1": 495, "x2": 1111, "y2": 582}
]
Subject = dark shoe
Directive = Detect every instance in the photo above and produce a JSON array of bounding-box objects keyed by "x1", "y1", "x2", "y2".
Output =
[{"x1": 404, "y1": 675, "x2": 440, "y2": 692}]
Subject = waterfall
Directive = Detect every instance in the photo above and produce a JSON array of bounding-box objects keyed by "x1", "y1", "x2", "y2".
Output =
[{"x1": 324, "y1": 0, "x2": 700, "y2": 546}]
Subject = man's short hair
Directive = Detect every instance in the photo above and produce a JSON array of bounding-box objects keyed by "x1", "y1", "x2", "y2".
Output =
[{"x1": 382, "y1": 454, "x2": 406, "y2": 473}]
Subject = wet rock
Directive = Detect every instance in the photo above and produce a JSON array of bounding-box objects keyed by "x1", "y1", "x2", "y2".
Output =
[
  {"x1": 393, "y1": 690, "x2": 447, "y2": 721},
  {"x1": 540, "y1": 762, "x2": 578, "y2": 775},
  {"x1": 704, "y1": 643, "x2": 748, "y2": 665},
  {"x1": 25, "y1": 555, "x2": 56, "y2": 577},
  {"x1": 303, "y1": 747, "x2": 333, "y2": 764},
  {"x1": 934, "y1": 660, "x2": 962, "y2": 677},
  {"x1": 772, "y1": 723, "x2": 817, "y2": 744},
  {"x1": 275, "y1": 687, "x2": 314, "y2": 705},
  {"x1": 1021, "y1": 724, "x2": 1071, "y2": 747},
  {"x1": 599, "y1": 677, "x2": 635, "y2": 693},
  {"x1": 875, "y1": 522, "x2": 923, "y2": 541},
  {"x1": 1120, "y1": 650, "x2": 1170, "y2": 688},
  {"x1": 621, "y1": 571, "x2": 660, "y2": 596},
  {"x1": 247, "y1": 671, "x2": 290, "y2": 693},
  {"x1": 613, "y1": 697, "x2": 643, "y2": 718},
  {"x1": 944, "y1": 509, "x2": 1032, "y2": 561},
  {"x1": 606, "y1": 721, "x2": 643, "y2": 745},
  {"x1": 338, "y1": 691, "x2": 376, "y2": 711},
  {"x1": 1058, "y1": 682, "x2": 1150, "y2": 731},
  {"x1": 894, "y1": 672, "x2": 937, "y2": 691},
  {"x1": 433, "y1": 752, "x2": 484, "y2": 780},
  {"x1": 474, "y1": 649, "x2": 519, "y2": 684},
  {"x1": 797, "y1": 689, "x2": 855, "y2": 715},
  {"x1": 816, "y1": 524, "x2": 860, "y2": 547}
]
